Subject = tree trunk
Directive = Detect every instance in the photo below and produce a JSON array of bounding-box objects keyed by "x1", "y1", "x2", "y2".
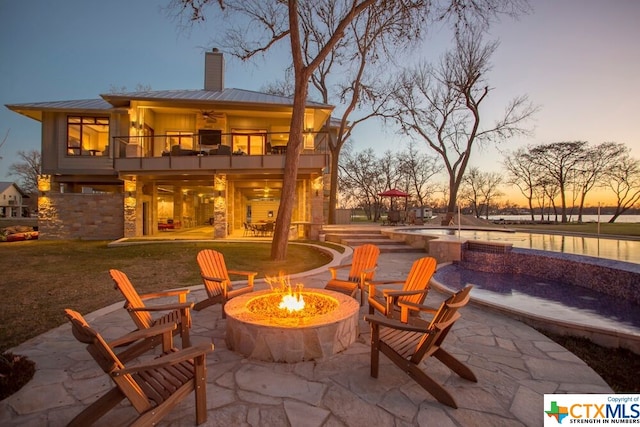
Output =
[
  {"x1": 270, "y1": 76, "x2": 309, "y2": 261},
  {"x1": 327, "y1": 142, "x2": 340, "y2": 224}
]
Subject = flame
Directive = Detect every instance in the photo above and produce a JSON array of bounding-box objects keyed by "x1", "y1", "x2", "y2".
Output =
[
  {"x1": 266, "y1": 272, "x2": 306, "y2": 312},
  {"x1": 279, "y1": 292, "x2": 305, "y2": 311}
]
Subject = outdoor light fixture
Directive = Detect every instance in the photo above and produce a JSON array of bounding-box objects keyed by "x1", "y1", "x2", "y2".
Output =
[
  {"x1": 214, "y1": 175, "x2": 227, "y2": 198},
  {"x1": 312, "y1": 176, "x2": 323, "y2": 196},
  {"x1": 124, "y1": 179, "x2": 136, "y2": 197},
  {"x1": 38, "y1": 174, "x2": 51, "y2": 196}
]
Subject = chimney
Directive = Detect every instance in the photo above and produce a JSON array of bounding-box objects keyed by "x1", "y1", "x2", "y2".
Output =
[{"x1": 204, "y1": 48, "x2": 224, "y2": 91}]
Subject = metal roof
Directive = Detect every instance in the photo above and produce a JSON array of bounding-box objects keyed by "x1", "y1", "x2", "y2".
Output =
[
  {"x1": 5, "y1": 99, "x2": 116, "y2": 121},
  {"x1": 101, "y1": 88, "x2": 332, "y2": 109},
  {"x1": 6, "y1": 88, "x2": 333, "y2": 121}
]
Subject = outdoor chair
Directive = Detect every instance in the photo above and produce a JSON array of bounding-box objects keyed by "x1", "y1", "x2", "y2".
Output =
[
  {"x1": 325, "y1": 244, "x2": 380, "y2": 305},
  {"x1": 364, "y1": 285, "x2": 476, "y2": 408},
  {"x1": 242, "y1": 222, "x2": 254, "y2": 237},
  {"x1": 193, "y1": 249, "x2": 257, "y2": 317},
  {"x1": 367, "y1": 256, "x2": 437, "y2": 323},
  {"x1": 64, "y1": 308, "x2": 214, "y2": 426},
  {"x1": 110, "y1": 269, "x2": 192, "y2": 356},
  {"x1": 383, "y1": 210, "x2": 401, "y2": 226}
]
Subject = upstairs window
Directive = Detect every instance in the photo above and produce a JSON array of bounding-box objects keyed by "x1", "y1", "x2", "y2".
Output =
[
  {"x1": 67, "y1": 116, "x2": 109, "y2": 156},
  {"x1": 232, "y1": 129, "x2": 266, "y2": 155},
  {"x1": 167, "y1": 131, "x2": 194, "y2": 150}
]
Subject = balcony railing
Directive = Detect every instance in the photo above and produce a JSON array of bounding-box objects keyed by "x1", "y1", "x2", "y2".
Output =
[{"x1": 111, "y1": 133, "x2": 328, "y2": 173}]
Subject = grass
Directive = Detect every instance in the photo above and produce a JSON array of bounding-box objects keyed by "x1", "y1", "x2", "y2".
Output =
[{"x1": 0, "y1": 240, "x2": 334, "y2": 353}]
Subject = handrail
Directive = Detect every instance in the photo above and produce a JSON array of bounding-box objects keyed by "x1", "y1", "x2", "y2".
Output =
[{"x1": 112, "y1": 131, "x2": 326, "y2": 159}]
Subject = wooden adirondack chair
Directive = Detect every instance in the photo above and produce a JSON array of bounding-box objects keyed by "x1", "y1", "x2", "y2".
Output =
[
  {"x1": 367, "y1": 256, "x2": 437, "y2": 323},
  {"x1": 193, "y1": 249, "x2": 257, "y2": 317},
  {"x1": 110, "y1": 269, "x2": 192, "y2": 354},
  {"x1": 364, "y1": 285, "x2": 476, "y2": 408},
  {"x1": 64, "y1": 309, "x2": 213, "y2": 426},
  {"x1": 325, "y1": 244, "x2": 380, "y2": 305}
]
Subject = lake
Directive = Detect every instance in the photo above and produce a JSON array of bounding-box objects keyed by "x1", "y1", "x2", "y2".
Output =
[{"x1": 487, "y1": 214, "x2": 640, "y2": 223}]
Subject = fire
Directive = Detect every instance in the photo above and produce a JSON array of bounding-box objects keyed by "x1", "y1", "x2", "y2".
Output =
[
  {"x1": 266, "y1": 272, "x2": 306, "y2": 312},
  {"x1": 279, "y1": 292, "x2": 305, "y2": 311}
]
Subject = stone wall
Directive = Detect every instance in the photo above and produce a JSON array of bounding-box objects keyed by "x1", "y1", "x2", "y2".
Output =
[
  {"x1": 38, "y1": 193, "x2": 124, "y2": 240},
  {"x1": 459, "y1": 245, "x2": 640, "y2": 305}
]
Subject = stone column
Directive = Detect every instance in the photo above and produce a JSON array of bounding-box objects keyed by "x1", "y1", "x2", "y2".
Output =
[
  {"x1": 123, "y1": 179, "x2": 137, "y2": 238},
  {"x1": 173, "y1": 185, "x2": 183, "y2": 228},
  {"x1": 213, "y1": 175, "x2": 227, "y2": 238}
]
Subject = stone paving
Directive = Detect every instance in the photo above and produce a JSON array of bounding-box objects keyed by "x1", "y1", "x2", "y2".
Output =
[{"x1": 0, "y1": 252, "x2": 612, "y2": 427}]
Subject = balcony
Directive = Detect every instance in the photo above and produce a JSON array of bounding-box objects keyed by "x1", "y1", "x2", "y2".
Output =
[{"x1": 111, "y1": 133, "x2": 329, "y2": 175}]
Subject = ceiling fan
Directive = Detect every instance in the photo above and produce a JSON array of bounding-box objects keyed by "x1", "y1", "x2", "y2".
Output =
[
  {"x1": 200, "y1": 110, "x2": 224, "y2": 123},
  {"x1": 253, "y1": 182, "x2": 276, "y2": 194}
]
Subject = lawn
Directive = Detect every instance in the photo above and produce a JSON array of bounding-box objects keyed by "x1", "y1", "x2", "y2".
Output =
[{"x1": 0, "y1": 240, "x2": 335, "y2": 353}]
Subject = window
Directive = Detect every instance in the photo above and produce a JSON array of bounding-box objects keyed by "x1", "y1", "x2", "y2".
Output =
[
  {"x1": 232, "y1": 130, "x2": 266, "y2": 155},
  {"x1": 67, "y1": 116, "x2": 109, "y2": 156},
  {"x1": 167, "y1": 131, "x2": 194, "y2": 150}
]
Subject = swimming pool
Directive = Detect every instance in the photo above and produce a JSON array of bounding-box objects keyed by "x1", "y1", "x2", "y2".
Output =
[
  {"x1": 406, "y1": 228, "x2": 640, "y2": 264},
  {"x1": 432, "y1": 264, "x2": 640, "y2": 352}
]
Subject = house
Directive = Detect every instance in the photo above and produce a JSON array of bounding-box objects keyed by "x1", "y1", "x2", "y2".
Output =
[
  {"x1": 6, "y1": 49, "x2": 333, "y2": 240},
  {"x1": 0, "y1": 182, "x2": 29, "y2": 218}
]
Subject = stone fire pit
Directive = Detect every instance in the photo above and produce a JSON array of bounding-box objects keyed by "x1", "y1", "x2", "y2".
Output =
[{"x1": 224, "y1": 289, "x2": 360, "y2": 362}]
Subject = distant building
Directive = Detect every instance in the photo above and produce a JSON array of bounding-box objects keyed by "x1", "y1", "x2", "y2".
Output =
[
  {"x1": 0, "y1": 182, "x2": 29, "y2": 218},
  {"x1": 6, "y1": 50, "x2": 335, "y2": 240}
]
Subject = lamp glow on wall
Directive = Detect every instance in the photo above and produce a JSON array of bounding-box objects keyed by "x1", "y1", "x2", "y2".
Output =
[
  {"x1": 38, "y1": 174, "x2": 51, "y2": 196},
  {"x1": 214, "y1": 175, "x2": 227, "y2": 198},
  {"x1": 124, "y1": 179, "x2": 136, "y2": 198},
  {"x1": 312, "y1": 176, "x2": 323, "y2": 196}
]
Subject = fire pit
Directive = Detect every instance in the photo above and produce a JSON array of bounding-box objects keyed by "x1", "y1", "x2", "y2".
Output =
[{"x1": 224, "y1": 285, "x2": 360, "y2": 362}]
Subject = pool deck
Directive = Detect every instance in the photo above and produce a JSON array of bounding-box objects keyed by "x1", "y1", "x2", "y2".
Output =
[{"x1": 0, "y1": 251, "x2": 612, "y2": 427}]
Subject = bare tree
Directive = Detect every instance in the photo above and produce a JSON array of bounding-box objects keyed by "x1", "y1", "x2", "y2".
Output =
[
  {"x1": 171, "y1": 0, "x2": 530, "y2": 259},
  {"x1": 172, "y1": 0, "x2": 384, "y2": 259},
  {"x1": 389, "y1": 29, "x2": 536, "y2": 224},
  {"x1": 573, "y1": 142, "x2": 626, "y2": 221},
  {"x1": 604, "y1": 151, "x2": 640, "y2": 223},
  {"x1": 504, "y1": 147, "x2": 538, "y2": 220},
  {"x1": 527, "y1": 141, "x2": 588, "y2": 223},
  {"x1": 339, "y1": 147, "x2": 386, "y2": 221},
  {"x1": 461, "y1": 167, "x2": 503, "y2": 219},
  {"x1": 461, "y1": 167, "x2": 484, "y2": 217},
  {"x1": 319, "y1": 6, "x2": 426, "y2": 224},
  {"x1": 7, "y1": 150, "x2": 41, "y2": 195},
  {"x1": 480, "y1": 171, "x2": 503, "y2": 219},
  {"x1": 0, "y1": 129, "x2": 9, "y2": 161},
  {"x1": 395, "y1": 141, "x2": 441, "y2": 208}
]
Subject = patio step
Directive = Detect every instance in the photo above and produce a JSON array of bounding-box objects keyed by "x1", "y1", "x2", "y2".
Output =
[{"x1": 322, "y1": 226, "x2": 422, "y2": 253}]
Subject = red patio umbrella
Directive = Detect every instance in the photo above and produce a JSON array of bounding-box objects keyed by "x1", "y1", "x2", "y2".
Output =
[{"x1": 378, "y1": 188, "x2": 409, "y2": 210}]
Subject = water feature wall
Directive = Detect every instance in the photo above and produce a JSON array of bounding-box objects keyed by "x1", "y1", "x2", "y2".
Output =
[{"x1": 459, "y1": 243, "x2": 640, "y2": 305}]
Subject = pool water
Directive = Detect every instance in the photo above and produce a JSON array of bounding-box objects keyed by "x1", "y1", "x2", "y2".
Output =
[
  {"x1": 433, "y1": 264, "x2": 640, "y2": 337},
  {"x1": 408, "y1": 228, "x2": 640, "y2": 264}
]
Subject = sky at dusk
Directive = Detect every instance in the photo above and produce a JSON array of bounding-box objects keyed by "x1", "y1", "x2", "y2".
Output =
[{"x1": 1, "y1": 0, "x2": 639, "y2": 205}]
